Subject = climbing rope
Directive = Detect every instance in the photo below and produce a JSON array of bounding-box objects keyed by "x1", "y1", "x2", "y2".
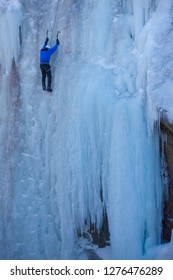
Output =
[{"x1": 49, "y1": 0, "x2": 61, "y2": 45}]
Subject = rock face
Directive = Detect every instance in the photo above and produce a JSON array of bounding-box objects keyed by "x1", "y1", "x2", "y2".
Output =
[{"x1": 160, "y1": 120, "x2": 173, "y2": 241}]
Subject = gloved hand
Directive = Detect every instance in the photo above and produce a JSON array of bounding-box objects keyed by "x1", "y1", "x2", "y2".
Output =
[
  {"x1": 56, "y1": 38, "x2": 60, "y2": 45},
  {"x1": 45, "y1": 37, "x2": 49, "y2": 44}
]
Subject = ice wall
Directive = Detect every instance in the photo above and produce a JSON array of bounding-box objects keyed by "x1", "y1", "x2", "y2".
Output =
[
  {"x1": 0, "y1": 0, "x2": 22, "y2": 72},
  {"x1": 0, "y1": 0, "x2": 170, "y2": 259},
  {"x1": 137, "y1": 0, "x2": 173, "y2": 123},
  {"x1": 0, "y1": 0, "x2": 23, "y2": 259}
]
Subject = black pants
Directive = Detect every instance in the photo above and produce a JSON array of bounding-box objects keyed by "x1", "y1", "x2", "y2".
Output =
[{"x1": 40, "y1": 64, "x2": 52, "y2": 89}]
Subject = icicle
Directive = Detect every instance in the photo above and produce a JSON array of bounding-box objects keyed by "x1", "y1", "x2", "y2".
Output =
[{"x1": 0, "y1": 0, "x2": 23, "y2": 72}]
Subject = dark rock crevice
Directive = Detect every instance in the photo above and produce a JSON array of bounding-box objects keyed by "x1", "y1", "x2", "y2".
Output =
[{"x1": 160, "y1": 118, "x2": 173, "y2": 241}]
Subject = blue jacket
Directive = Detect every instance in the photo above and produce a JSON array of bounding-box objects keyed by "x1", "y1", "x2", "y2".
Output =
[{"x1": 40, "y1": 42, "x2": 58, "y2": 64}]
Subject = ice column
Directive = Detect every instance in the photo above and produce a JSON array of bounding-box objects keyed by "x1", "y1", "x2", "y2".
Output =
[{"x1": 0, "y1": 0, "x2": 23, "y2": 73}]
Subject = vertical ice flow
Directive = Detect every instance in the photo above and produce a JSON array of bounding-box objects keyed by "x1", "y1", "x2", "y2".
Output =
[{"x1": 0, "y1": 0, "x2": 168, "y2": 259}]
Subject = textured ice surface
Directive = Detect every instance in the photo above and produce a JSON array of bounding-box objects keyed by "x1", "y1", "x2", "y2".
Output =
[{"x1": 0, "y1": 0, "x2": 172, "y2": 259}]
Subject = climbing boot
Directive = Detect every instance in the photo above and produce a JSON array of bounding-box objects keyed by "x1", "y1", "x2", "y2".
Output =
[{"x1": 47, "y1": 87, "x2": 53, "y2": 92}]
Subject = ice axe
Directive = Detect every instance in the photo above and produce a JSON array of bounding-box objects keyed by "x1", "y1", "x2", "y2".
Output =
[{"x1": 56, "y1": 31, "x2": 60, "y2": 39}]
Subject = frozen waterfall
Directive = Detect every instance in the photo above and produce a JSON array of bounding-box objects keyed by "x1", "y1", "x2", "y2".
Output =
[{"x1": 0, "y1": 0, "x2": 173, "y2": 260}]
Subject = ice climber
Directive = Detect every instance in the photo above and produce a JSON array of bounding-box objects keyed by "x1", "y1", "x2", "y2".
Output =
[{"x1": 40, "y1": 35, "x2": 59, "y2": 92}]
